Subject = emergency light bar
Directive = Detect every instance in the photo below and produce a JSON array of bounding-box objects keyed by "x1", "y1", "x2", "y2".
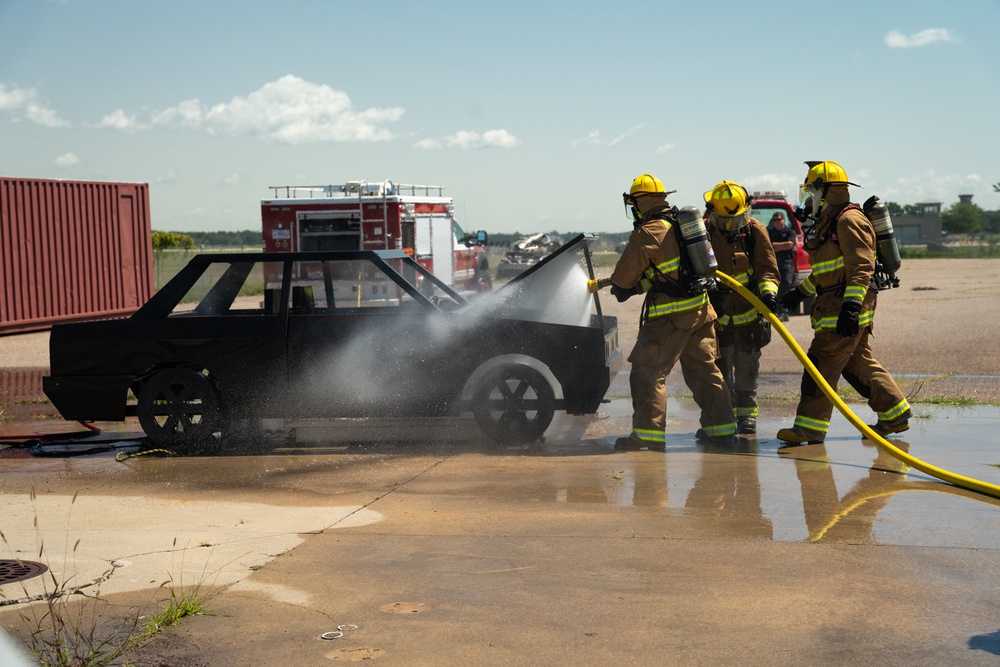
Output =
[{"x1": 751, "y1": 190, "x2": 787, "y2": 200}]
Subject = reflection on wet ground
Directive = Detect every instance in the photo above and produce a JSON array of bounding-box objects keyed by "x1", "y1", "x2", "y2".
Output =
[
  {"x1": 4, "y1": 370, "x2": 998, "y2": 665},
  {"x1": 3, "y1": 391, "x2": 999, "y2": 551}
]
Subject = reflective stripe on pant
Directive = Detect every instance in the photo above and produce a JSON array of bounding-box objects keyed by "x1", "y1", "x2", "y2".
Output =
[
  {"x1": 629, "y1": 317, "x2": 736, "y2": 443},
  {"x1": 794, "y1": 327, "x2": 910, "y2": 436},
  {"x1": 716, "y1": 324, "x2": 762, "y2": 419}
]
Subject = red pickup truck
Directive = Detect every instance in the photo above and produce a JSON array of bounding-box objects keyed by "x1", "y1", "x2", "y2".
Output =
[{"x1": 750, "y1": 190, "x2": 811, "y2": 284}]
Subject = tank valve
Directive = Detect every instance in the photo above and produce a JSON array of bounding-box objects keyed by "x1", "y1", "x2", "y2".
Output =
[{"x1": 587, "y1": 278, "x2": 612, "y2": 293}]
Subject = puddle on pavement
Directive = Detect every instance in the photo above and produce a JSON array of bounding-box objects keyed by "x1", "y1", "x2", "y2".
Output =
[
  {"x1": 2, "y1": 381, "x2": 998, "y2": 550},
  {"x1": 447, "y1": 398, "x2": 1000, "y2": 548}
]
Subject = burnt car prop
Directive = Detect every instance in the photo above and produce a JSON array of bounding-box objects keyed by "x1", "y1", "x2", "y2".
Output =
[
  {"x1": 43, "y1": 235, "x2": 621, "y2": 452},
  {"x1": 494, "y1": 233, "x2": 563, "y2": 280}
]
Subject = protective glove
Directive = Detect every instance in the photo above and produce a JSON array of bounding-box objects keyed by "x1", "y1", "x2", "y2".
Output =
[
  {"x1": 610, "y1": 283, "x2": 639, "y2": 303},
  {"x1": 780, "y1": 287, "x2": 808, "y2": 311},
  {"x1": 836, "y1": 301, "x2": 862, "y2": 337},
  {"x1": 760, "y1": 292, "x2": 778, "y2": 313}
]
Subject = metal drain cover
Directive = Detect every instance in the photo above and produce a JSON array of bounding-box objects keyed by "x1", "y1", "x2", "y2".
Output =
[{"x1": 0, "y1": 559, "x2": 49, "y2": 585}]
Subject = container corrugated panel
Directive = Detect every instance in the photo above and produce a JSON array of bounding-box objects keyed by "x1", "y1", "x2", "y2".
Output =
[{"x1": 0, "y1": 177, "x2": 154, "y2": 335}]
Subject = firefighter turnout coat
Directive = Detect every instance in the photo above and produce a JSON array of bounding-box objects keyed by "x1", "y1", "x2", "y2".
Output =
[
  {"x1": 708, "y1": 217, "x2": 780, "y2": 421},
  {"x1": 708, "y1": 218, "x2": 780, "y2": 330},
  {"x1": 610, "y1": 208, "x2": 736, "y2": 446},
  {"x1": 790, "y1": 191, "x2": 910, "y2": 437}
]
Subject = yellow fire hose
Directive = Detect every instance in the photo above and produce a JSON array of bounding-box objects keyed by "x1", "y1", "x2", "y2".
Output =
[{"x1": 713, "y1": 270, "x2": 1000, "y2": 500}]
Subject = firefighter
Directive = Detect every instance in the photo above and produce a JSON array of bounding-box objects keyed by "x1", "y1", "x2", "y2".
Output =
[
  {"x1": 609, "y1": 173, "x2": 736, "y2": 451},
  {"x1": 704, "y1": 180, "x2": 781, "y2": 436},
  {"x1": 778, "y1": 161, "x2": 911, "y2": 445}
]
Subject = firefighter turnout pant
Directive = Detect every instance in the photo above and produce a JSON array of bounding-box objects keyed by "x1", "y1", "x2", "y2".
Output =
[
  {"x1": 793, "y1": 327, "x2": 911, "y2": 438},
  {"x1": 715, "y1": 319, "x2": 769, "y2": 420},
  {"x1": 628, "y1": 316, "x2": 736, "y2": 447}
]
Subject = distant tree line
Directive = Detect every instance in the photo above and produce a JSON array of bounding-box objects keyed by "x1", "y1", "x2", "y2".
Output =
[
  {"x1": 489, "y1": 193, "x2": 1000, "y2": 243},
  {"x1": 157, "y1": 189, "x2": 1000, "y2": 253},
  {"x1": 153, "y1": 229, "x2": 263, "y2": 249}
]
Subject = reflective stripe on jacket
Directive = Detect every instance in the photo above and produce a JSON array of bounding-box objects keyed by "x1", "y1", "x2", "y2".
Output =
[
  {"x1": 803, "y1": 202, "x2": 878, "y2": 332},
  {"x1": 708, "y1": 218, "x2": 780, "y2": 328},
  {"x1": 610, "y1": 212, "x2": 714, "y2": 324}
]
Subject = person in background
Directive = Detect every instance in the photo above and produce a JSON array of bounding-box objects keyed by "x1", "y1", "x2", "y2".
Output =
[
  {"x1": 608, "y1": 173, "x2": 736, "y2": 451},
  {"x1": 704, "y1": 180, "x2": 780, "y2": 436},
  {"x1": 778, "y1": 161, "x2": 911, "y2": 445},
  {"x1": 768, "y1": 211, "x2": 797, "y2": 321}
]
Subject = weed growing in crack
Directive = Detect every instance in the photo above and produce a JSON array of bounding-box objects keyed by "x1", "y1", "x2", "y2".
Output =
[
  {"x1": 1, "y1": 489, "x2": 144, "y2": 667},
  {"x1": 1, "y1": 489, "x2": 215, "y2": 667}
]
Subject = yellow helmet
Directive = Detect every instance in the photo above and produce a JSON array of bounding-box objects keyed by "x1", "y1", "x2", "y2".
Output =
[
  {"x1": 703, "y1": 180, "x2": 751, "y2": 216},
  {"x1": 803, "y1": 160, "x2": 859, "y2": 188},
  {"x1": 628, "y1": 173, "x2": 676, "y2": 197}
]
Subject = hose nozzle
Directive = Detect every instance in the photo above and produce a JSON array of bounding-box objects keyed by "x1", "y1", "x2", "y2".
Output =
[{"x1": 587, "y1": 277, "x2": 612, "y2": 293}]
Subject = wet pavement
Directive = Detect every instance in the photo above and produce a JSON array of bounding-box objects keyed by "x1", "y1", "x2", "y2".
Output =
[{"x1": 2, "y1": 371, "x2": 1000, "y2": 665}]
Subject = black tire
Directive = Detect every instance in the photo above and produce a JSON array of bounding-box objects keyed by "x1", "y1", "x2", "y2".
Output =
[
  {"x1": 472, "y1": 365, "x2": 555, "y2": 446},
  {"x1": 137, "y1": 368, "x2": 227, "y2": 451}
]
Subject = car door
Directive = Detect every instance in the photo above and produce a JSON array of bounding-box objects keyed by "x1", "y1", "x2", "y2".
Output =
[{"x1": 284, "y1": 256, "x2": 468, "y2": 419}]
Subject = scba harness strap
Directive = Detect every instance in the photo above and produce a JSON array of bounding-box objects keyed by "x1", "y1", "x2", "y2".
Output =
[
  {"x1": 648, "y1": 211, "x2": 712, "y2": 297},
  {"x1": 637, "y1": 211, "x2": 712, "y2": 326},
  {"x1": 833, "y1": 203, "x2": 899, "y2": 292}
]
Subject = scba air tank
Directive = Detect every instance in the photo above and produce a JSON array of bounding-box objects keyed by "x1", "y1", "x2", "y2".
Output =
[
  {"x1": 862, "y1": 196, "x2": 902, "y2": 277},
  {"x1": 676, "y1": 206, "x2": 718, "y2": 278}
]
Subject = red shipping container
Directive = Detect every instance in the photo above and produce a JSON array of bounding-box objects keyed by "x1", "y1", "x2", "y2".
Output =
[{"x1": 0, "y1": 177, "x2": 153, "y2": 335}]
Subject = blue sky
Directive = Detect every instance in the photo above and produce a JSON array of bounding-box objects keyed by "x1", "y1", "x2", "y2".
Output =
[{"x1": 2, "y1": 0, "x2": 998, "y2": 234}]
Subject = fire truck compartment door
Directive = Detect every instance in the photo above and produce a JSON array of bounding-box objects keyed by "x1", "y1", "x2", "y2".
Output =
[{"x1": 415, "y1": 215, "x2": 455, "y2": 285}]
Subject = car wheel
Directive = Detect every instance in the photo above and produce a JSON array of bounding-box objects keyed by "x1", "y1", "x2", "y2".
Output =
[
  {"x1": 472, "y1": 365, "x2": 555, "y2": 446},
  {"x1": 137, "y1": 367, "x2": 227, "y2": 451}
]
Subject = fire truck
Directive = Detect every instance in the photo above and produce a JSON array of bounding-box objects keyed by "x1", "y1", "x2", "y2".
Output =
[{"x1": 261, "y1": 180, "x2": 491, "y2": 292}]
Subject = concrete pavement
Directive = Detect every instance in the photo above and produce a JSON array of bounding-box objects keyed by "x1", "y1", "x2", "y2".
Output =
[{"x1": 2, "y1": 379, "x2": 1000, "y2": 665}]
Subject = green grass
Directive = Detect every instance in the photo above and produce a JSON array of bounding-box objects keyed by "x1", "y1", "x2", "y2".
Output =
[
  {"x1": 911, "y1": 396, "x2": 978, "y2": 406},
  {"x1": 132, "y1": 585, "x2": 212, "y2": 646},
  {"x1": 3, "y1": 492, "x2": 216, "y2": 667},
  {"x1": 900, "y1": 244, "x2": 1000, "y2": 259}
]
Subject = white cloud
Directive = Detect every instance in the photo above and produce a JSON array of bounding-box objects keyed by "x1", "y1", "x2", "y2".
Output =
[
  {"x1": 221, "y1": 173, "x2": 242, "y2": 186},
  {"x1": 95, "y1": 109, "x2": 146, "y2": 132},
  {"x1": 571, "y1": 124, "x2": 646, "y2": 148},
  {"x1": 655, "y1": 143, "x2": 675, "y2": 154},
  {"x1": 571, "y1": 131, "x2": 603, "y2": 148},
  {"x1": 413, "y1": 138, "x2": 442, "y2": 150},
  {"x1": 885, "y1": 28, "x2": 956, "y2": 48},
  {"x1": 480, "y1": 129, "x2": 519, "y2": 148},
  {"x1": 54, "y1": 152, "x2": 79, "y2": 167},
  {"x1": 879, "y1": 169, "x2": 981, "y2": 203},
  {"x1": 0, "y1": 83, "x2": 70, "y2": 127},
  {"x1": 102, "y1": 75, "x2": 404, "y2": 144},
  {"x1": 742, "y1": 173, "x2": 799, "y2": 194},
  {"x1": 443, "y1": 129, "x2": 519, "y2": 149},
  {"x1": 155, "y1": 169, "x2": 179, "y2": 184}
]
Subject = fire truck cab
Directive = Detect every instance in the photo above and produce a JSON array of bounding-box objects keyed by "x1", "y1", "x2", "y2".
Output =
[{"x1": 261, "y1": 180, "x2": 491, "y2": 292}]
